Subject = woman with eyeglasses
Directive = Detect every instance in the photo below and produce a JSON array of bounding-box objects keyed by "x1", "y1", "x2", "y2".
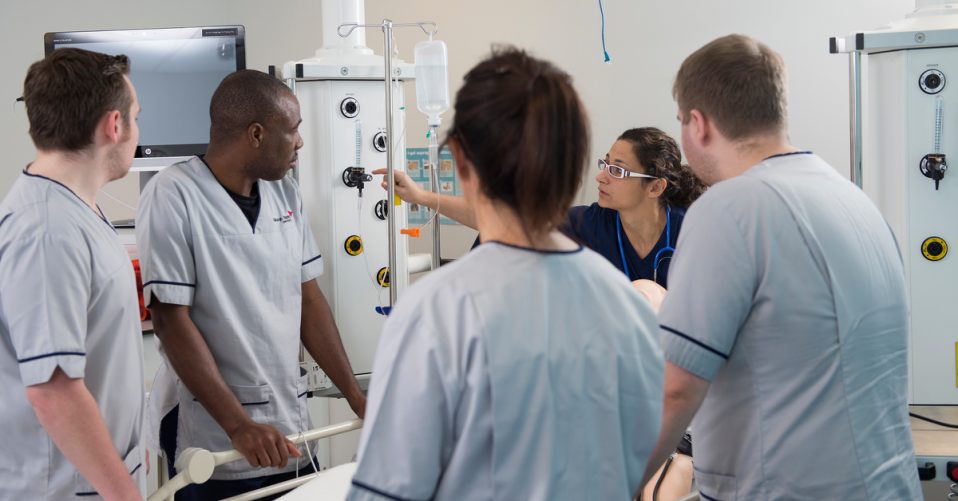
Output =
[
  {"x1": 376, "y1": 127, "x2": 705, "y2": 289},
  {"x1": 348, "y1": 47, "x2": 664, "y2": 501},
  {"x1": 576, "y1": 127, "x2": 704, "y2": 289}
]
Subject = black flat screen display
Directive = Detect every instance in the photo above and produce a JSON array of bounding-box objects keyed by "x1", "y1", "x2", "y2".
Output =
[{"x1": 44, "y1": 26, "x2": 246, "y2": 159}]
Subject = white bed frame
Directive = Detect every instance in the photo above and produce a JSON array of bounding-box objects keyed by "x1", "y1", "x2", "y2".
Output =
[{"x1": 148, "y1": 419, "x2": 363, "y2": 501}]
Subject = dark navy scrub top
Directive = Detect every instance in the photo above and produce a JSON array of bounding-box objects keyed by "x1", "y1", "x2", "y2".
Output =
[{"x1": 560, "y1": 203, "x2": 685, "y2": 288}]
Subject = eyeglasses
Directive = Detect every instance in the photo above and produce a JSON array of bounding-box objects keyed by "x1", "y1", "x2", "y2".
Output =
[{"x1": 597, "y1": 158, "x2": 658, "y2": 180}]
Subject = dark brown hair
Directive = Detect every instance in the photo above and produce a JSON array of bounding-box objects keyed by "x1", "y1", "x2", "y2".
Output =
[
  {"x1": 448, "y1": 46, "x2": 589, "y2": 235},
  {"x1": 209, "y1": 69, "x2": 292, "y2": 143},
  {"x1": 618, "y1": 127, "x2": 706, "y2": 209},
  {"x1": 673, "y1": 34, "x2": 787, "y2": 141},
  {"x1": 23, "y1": 48, "x2": 131, "y2": 152}
]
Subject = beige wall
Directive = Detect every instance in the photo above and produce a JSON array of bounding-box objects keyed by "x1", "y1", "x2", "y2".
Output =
[{"x1": 0, "y1": 0, "x2": 915, "y2": 258}]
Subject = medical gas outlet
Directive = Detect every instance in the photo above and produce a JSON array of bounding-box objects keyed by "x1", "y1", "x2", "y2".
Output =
[
  {"x1": 340, "y1": 97, "x2": 360, "y2": 118},
  {"x1": 920, "y1": 69, "x2": 945, "y2": 95},
  {"x1": 374, "y1": 199, "x2": 389, "y2": 220},
  {"x1": 344, "y1": 235, "x2": 363, "y2": 256},
  {"x1": 372, "y1": 131, "x2": 388, "y2": 152},
  {"x1": 377, "y1": 267, "x2": 390, "y2": 287},
  {"x1": 343, "y1": 167, "x2": 373, "y2": 197}
]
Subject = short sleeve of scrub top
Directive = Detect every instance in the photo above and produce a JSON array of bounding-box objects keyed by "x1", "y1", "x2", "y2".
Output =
[
  {"x1": 658, "y1": 192, "x2": 756, "y2": 381},
  {"x1": 0, "y1": 232, "x2": 91, "y2": 386},
  {"x1": 297, "y1": 188, "x2": 323, "y2": 282},
  {"x1": 137, "y1": 177, "x2": 196, "y2": 306},
  {"x1": 348, "y1": 306, "x2": 453, "y2": 500}
]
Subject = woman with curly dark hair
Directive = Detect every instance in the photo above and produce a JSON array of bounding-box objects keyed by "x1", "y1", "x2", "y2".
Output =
[
  {"x1": 378, "y1": 127, "x2": 706, "y2": 289},
  {"x1": 566, "y1": 126, "x2": 705, "y2": 289}
]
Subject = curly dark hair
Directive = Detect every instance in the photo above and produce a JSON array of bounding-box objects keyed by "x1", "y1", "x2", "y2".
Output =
[{"x1": 618, "y1": 127, "x2": 706, "y2": 209}]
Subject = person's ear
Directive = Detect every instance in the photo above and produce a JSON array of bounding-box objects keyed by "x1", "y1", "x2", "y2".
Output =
[
  {"x1": 247, "y1": 122, "x2": 265, "y2": 148},
  {"x1": 688, "y1": 109, "x2": 711, "y2": 147},
  {"x1": 648, "y1": 177, "x2": 668, "y2": 199},
  {"x1": 449, "y1": 137, "x2": 473, "y2": 183},
  {"x1": 100, "y1": 110, "x2": 123, "y2": 145}
]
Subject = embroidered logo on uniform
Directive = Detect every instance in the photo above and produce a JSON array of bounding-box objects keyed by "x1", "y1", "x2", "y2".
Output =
[{"x1": 274, "y1": 209, "x2": 294, "y2": 224}]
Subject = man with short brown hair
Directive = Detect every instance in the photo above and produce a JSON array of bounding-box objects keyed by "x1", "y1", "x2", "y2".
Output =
[
  {"x1": 642, "y1": 34, "x2": 921, "y2": 499},
  {"x1": 0, "y1": 48, "x2": 145, "y2": 500}
]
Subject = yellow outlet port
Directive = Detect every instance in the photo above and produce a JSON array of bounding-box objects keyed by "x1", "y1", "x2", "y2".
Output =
[
  {"x1": 377, "y1": 267, "x2": 390, "y2": 288},
  {"x1": 344, "y1": 235, "x2": 363, "y2": 256}
]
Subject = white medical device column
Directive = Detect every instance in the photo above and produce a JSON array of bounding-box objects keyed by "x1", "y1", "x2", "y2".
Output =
[
  {"x1": 322, "y1": 0, "x2": 366, "y2": 51},
  {"x1": 832, "y1": 2, "x2": 958, "y2": 404}
]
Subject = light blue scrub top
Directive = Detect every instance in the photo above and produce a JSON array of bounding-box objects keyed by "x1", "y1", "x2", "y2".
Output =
[
  {"x1": 348, "y1": 241, "x2": 664, "y2": 500},
  {"x1": 0, "y1": 170, "x2": 145, "y2": 499},
  {"x1": 660, "y1": 153, "x2": 922, "y2": 500},
  {"x1": 137, "y1": 157, "x2": 324, "y2": 480}
]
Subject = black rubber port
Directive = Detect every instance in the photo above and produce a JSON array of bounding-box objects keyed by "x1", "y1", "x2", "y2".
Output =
[
  {"x1": 920, "y1": 69, "x2": 946, "y2": 94},
  {"x1": 928, "y1": 241, "x2": 944, "y2": 257},
  {"x1": 373, "y1": 131, "x2": 388, "y2": 152},
  {"x1": 918, "y1": 462, "x2": 936, "y2": 481},
  {"x1": 340, "y1": 97, "x2": 359, "y2": 118},
  {"x1": 374, "y1": 199, "x2": 389, "y2": 220}
]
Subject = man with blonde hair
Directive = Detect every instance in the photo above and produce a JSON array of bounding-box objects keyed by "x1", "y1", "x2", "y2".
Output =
[{"x1": 642, "y1": 34, "x2": 921, "y2": 499}]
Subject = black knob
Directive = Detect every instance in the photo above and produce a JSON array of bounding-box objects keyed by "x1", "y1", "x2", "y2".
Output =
[{"x1": 925, "y1": 73, "x2": 942, "y2": 90}]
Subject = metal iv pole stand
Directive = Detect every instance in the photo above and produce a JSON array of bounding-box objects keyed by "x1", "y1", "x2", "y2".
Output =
[{"x1": 338, "y1": 20, "x2": 438, "y2": 308}]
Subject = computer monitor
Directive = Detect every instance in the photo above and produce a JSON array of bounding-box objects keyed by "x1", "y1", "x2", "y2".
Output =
[{"x1": 44, "y1": 25, "x2": 246, "y2": 167}]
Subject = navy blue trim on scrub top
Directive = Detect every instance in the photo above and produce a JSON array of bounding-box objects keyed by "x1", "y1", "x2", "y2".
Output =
[
  {"x1": 486, "y1": 240, "x2": 585, "y2": 255},
  {"x1": 616, "y1": 205, "x2": 673, "y2": 283},
  {"x1": 22, "y1": 169, "x2": 115, "y2": 231},
  {"x1": 763, "y1": 151, "x2": 812, "y2": 161}
]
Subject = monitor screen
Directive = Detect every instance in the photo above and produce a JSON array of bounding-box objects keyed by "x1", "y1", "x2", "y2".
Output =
[{"x1": 44, "y1": 26, "x2": 246, "y2": 161}]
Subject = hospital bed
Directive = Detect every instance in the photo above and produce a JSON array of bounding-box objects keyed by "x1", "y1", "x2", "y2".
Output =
[{"x1": 148, "y1": 419, "x2": 362, "y2": 501}]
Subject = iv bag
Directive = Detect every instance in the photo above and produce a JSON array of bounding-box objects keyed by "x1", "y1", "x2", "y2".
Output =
[{"x1": 414, "y1": 40, "x2": 450, "y2": 127}]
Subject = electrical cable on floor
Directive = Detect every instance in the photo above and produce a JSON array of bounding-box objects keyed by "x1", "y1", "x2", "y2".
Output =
[{"x1": 910, "y1": 412, "x2": 958, "y2": 429}]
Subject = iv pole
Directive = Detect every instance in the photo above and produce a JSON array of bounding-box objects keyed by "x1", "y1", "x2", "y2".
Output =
[{"x1": 337, "y1": 20, "x2": 438, "y2": 307}]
